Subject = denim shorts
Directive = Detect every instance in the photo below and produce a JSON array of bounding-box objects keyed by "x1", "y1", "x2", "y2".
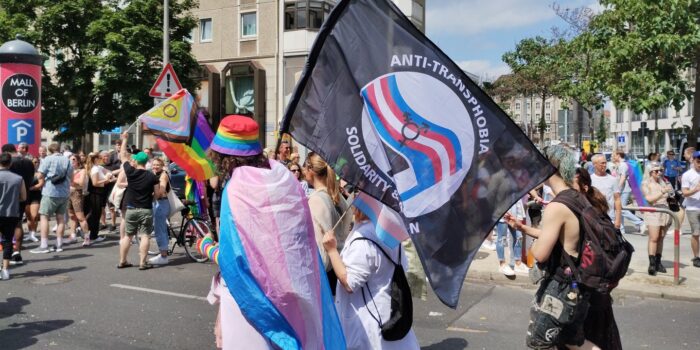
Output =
[{"x1": 526, "y1": 278, "x2": 589, "y2": 349}]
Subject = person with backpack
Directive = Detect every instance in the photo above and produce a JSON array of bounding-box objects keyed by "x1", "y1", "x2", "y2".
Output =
[
  {"x1": 505, "y1": 145, "x2": 625, "y2": 350},
  {"x1": 322, "y1": 207, "x2": 419, "y2": 350}
]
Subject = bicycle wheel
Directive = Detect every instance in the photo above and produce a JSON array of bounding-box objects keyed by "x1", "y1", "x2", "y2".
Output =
[{"x1": 182, "y1": 218, "x2": 210, "y2": 263}]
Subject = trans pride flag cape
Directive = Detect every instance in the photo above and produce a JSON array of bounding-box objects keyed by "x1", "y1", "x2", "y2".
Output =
[{"x1": 218, "y1": 160, "x2": 345, "y2": 350}]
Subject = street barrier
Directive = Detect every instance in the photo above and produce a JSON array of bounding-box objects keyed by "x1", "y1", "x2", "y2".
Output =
[
  {"x1": 522, "y1": 201, "x2": 682, "y2": 285},
  {"x1": 624, "y1": 206, "x2": 681, "y2": 285}
]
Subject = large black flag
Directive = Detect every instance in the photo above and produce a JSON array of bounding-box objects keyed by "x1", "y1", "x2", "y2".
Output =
[{"x1": 281, "y1": 0, "x2": 555, "y2": 308}]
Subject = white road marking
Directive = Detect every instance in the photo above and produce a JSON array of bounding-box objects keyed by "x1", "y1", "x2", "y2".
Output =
[{"x1": 110, "y1": 284, "x2": 208, "y2": 301}]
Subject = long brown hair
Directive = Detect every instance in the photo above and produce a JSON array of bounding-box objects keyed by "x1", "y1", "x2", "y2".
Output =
[
  {"x1": 85, "y1": 152, "x2": 99, "y2": 172},
  {"x1": 575, "y1": 168, "x2": 609, "y2": 215},
  {"x1": 306, "y1": 152, "x2": 341, "y2": 206},
  {"x1": 208, "y1": 149, "x2": 270, "y2": 181}
]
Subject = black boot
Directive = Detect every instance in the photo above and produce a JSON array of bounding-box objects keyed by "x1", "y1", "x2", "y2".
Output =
[
  {"x1": 656, "y1": 254, "x2": 667, "y2": 273},
  {"x1": 648, "y1": 255, "x2": 657, "y2": 276}
]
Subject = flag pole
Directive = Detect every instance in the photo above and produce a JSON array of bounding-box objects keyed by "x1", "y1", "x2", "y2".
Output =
[
  {"x1": 330, "y1": 194, "x2": 356, "y2": 233},
  {"x1": 124, "y1": 119, "x2": 138, "y2": 134}
]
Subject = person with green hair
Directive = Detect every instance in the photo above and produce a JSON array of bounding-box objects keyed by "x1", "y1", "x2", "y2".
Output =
[{"x1": 506, "y1": 145, "x2": 621, "y2": 349}]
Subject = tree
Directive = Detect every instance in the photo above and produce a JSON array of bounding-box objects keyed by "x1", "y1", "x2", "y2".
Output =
[
  {"x1": 0, "y1": 0, "x2": 199, "y2": 150},
  {"x1": 586, "y1": 0, "x2": 700, "y2": 148},
  {"x1": 597, "y1": 113, "x2": 608, "y2": 146},
  {"x1": 503, "y1": 37, "x2": 563, "y2": 145}
]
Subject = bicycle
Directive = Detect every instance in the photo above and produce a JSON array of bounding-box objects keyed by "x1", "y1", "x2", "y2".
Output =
[{"x1": 166, "y1": 205, "x2": 213, "y2": 263}]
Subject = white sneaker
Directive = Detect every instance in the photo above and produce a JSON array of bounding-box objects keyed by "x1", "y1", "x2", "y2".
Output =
[
  {"x1": 499, "y1": 264, "x2": 515, "y2": 276},
  {"x1": 639, "y1": 223, "x2": 647, "y2": 235},
  {"x1": 148, "y1": 255, "x2": 169, "y2": 265},
  {"x1": 63, "y1": 237, "x2": 77, "y2": 245},
  {"x1": 0, "y1": 269, "x2": 9, "y2": 280},
  {"x1": 481, "y1": 240, "x2": 496, "y2": 251},
  {"x1": 53, "y1": 245, "x2": 64, "y2": 253},
  {"x1": 28, "y1": 233, "x2": 39, "y2": 242},
  {"x1": 30, "y1": 247, "x2": 51, "y2": 254},
  {"x1": 94, "y1": 236, "x2": 107, "y2": 243},
  {"x1": 51, "y1": 224, "x2": 57, "y2": 233},
  {"x1": 514, "y1": 263, "x2": 530, "y2": 274}
]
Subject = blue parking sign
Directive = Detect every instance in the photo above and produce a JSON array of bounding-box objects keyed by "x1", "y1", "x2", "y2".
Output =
[{"x1": 8, "y1": 119, "x2": 35, "y2": 144}]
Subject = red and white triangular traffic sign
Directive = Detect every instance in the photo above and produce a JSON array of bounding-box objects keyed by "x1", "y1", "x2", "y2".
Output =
[{"x1": 149, "y1": 63, "x2": 183, "y2": 98}]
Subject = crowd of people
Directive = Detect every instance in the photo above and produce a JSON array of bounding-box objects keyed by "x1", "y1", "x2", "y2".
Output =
[
  {"x1": 485, "y1": 146, "x2": 700, "y2": 279},
  {"x1": 4, "y1": 118, "x2": 700, "y2": 350}
]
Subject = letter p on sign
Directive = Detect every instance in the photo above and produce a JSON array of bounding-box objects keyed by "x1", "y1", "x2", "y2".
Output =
[{"x1": 8, "y1": 119, "x2": 34, "y2": 144}]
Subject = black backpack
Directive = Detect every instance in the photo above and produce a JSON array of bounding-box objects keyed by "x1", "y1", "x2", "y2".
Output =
[
  {"x1": 552, "y1": 190, "x2": 635, "y2": 293},
  {"x1": 352, "y1": 237, "x2": 413, "y2": 341}
]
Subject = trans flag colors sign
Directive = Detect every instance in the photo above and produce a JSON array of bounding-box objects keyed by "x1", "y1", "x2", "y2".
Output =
[{"x1": 281, "y1": 0, "x2": 555, "y2": 307}]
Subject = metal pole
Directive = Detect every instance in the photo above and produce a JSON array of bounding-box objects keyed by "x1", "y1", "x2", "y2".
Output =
[
  {"x1": 163, "y1": 0, "x2": 170, "y2": 65},
  {"x1": 625, "y1": 206, "x2": 681, "y2": 285}
]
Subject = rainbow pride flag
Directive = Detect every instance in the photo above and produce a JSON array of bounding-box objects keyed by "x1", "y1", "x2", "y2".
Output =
[
  {"x1": 219, "y1": 161, "x2": 345, "y2": 350},
  {"x1": 140, "y1": 89, "x2": 196, "y2": 143},
  {"x1": 156, "y1": 111, "x2": 216, "y2": 181},
  {"x1": 184, "y1": 176, "x2": 206, "y2": 217},
  {"x1": 627, "y1": 159, "x2": 648, "y2": 206},
  {"x1": 353, "y1": 192, "x2": 409, "y2": 249}
]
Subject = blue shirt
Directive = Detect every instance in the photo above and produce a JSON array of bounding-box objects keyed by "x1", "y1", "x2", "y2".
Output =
[
  {"x1": 37, "y1": 154, "x2": 73, "y2": 198},
  {"x1": 664, "y1": 159, "x2": 682, "y2": 177}
]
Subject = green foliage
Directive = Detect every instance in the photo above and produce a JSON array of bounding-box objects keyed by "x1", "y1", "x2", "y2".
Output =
[
  {"x1": 0, "y1": 0, "x2": 199, "y2": 147},
  {"x1": 586, "y1": 0, "x2": 700, "y2": 146},
  {"x1": 503, "y1": 36, "x2": 564, "y2": 143},
  {"x1": 597, "y1": 114, "x2": 607, "y2": 146}
]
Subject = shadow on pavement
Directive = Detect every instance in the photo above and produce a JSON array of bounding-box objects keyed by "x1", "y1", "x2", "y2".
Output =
[
  {"x1": 0, "y1": 319, "x2": 74, "y2": 350},
  {"x1": 11, "y1": 266, "x2": 86, "y2": 279},
  {"x1": 422, "y1": 337, "x2": 468, "y2": 350},
  {"x1": 22, "y1": 253, "x2": 93, "y2": 264},
  {"x1": 0, "y1": 297, "x2": 31, "y2": 319}
]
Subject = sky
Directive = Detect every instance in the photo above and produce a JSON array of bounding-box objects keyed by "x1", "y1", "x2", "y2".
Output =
[{"x1": 425, "y1": 0, "x2": 601, "y2": 81}]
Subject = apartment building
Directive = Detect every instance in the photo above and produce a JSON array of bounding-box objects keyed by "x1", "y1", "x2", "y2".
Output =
[{"x1": 190, "y1": 0, "x2": 426, "y2": 147}]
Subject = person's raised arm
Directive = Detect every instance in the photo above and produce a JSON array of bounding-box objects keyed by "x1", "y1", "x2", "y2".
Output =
[{"x1": 119, "y1": 132, "x2": 129, "y2": 163}]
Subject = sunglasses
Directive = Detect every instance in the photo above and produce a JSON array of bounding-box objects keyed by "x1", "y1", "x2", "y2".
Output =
[
  {"x1": 290, "y1": 168, "x2": 300, "y2": 172},
  {"x1": 651, "y1": 169, "x2": 661, "y2": 173}
]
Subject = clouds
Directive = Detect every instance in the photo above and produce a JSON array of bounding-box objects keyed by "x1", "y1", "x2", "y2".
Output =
[
  {"x1": 456, "y1": 60, "x2": 511, "y2": 81},
  {"x1": 426, "y1": 0, "x2": 556, "y2": 36}
]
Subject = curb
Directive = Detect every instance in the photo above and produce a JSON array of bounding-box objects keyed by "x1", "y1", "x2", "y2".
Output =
[{"x1": 464, "y1": 270, "x2": 700, "y2": 303}]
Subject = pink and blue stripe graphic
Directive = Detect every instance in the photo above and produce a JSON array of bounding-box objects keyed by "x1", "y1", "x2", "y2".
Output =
[
  {"x1": 218, "y1": 160, "x2": 344, "y2": 350},
  {"x1": 354, "y1": 192, "x2": 410, "y2": 249},
  {"x1": 361, "y1": 74, "x2": 462, "y2": 201}
]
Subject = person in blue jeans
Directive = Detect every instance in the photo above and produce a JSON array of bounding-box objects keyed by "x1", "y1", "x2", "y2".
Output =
[
  {"x1": 149, "y1": 158, "x2": 171, "y2": 266},
  {"x1": 496, "y1": 200, "x2": 529, "y2": 276},
  {"x1": 663, "y1": 150, "x2": 682, "y2": 190},
  {"x1": 612, "y1": 151, "x2": 646, "y2": 234}
]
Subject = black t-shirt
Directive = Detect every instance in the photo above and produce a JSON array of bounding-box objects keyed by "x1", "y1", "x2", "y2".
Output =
[
  {"x1": 10, "y1": 156, "x2": 34, "y2": 195},
  {"x1": 123, "y1": 162, "x2": 158, "y2": 209},
  {"x1": 105, "y1": 151, "x2": 122, "y2": 171}
]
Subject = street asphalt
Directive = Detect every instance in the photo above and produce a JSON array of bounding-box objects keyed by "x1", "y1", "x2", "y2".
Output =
[{"x1": 1, "y1": 220, "x2": 700, "y2": 349}]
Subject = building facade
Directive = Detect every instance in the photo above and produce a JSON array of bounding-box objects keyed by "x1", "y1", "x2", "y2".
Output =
[{"x1": 190, "y1": 0, "x2": 426, "y2": 148}]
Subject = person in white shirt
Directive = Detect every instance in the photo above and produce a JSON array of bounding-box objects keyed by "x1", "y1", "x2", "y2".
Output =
[
  {"x1": 681, "y1": 151, "x2": 700, "y2": 268},
  {"x1": 322, "y1": 209, "x2": 419, "y2": 350},
  {"x1": 590, "y1": 154, "x2": 622, "y2": 229}
]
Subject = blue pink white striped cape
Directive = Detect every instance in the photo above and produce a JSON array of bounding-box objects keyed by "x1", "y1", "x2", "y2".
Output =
[
  {"x1": 218, "y1": 160, "x2": 345, "y2": 350},
  {"x1": 353, "y1": 192, "x2": 409, "y2": 249}
]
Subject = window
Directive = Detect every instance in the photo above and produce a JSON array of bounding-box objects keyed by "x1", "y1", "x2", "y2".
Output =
[
  {"x1": 200, "y1": 18, "x2": 212, "y2": 42},
  {"x1": 412, "y1": 1, "x2": 424, "y2": 23},
  {"x1": 545, "y1": 125, "x2": 551, "y2": 134},
  {"x1": 515, "y1": 113, "x2": 520, "y2": 120},
  {"x1": 515, "y1": 102, "x2": 520, "y2": 110},
  {"x1": 689, "y1": 97, "x2": 695, "y2": 117},
  {"x1": 241, "y1": 12, "x2": 257, "y2": 38},
  {"x1": 545, "y1": 112, "x2": 551, "y2": 122},
  {"x1": 545, "y1": 102, "x2": 551, "y2": 110},
  {"x1": 655, "y1": 108, "x2": 668, "y2": 119},
  {"x1": 535, "y1": 113, "x2": 541, "y2": 119},
  {"x1": 616, "y1": 109, "x2": 624, "y2": 123},
  {"x1": 535, "y1": 102, "x2": 541, "y2": 110},
  {"x1": 631, "y1": 112, "x2": 642, "y2": 121},
  {"x1": 285, "y1": 1, "x2": 333, "y2": 30}
]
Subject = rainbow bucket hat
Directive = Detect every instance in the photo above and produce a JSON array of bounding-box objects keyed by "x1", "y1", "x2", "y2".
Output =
[{"x1": 210, "y1": 115, "x2": 263, "y2": 156}]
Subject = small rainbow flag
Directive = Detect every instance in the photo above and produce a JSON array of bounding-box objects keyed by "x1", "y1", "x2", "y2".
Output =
[
  {"x1": 156, "y1": 111, "x2": 216, "y2": 181},
  {"x1": 353, "y1": 192, "x2": 410, "y2": 249},
  {"x1": 140, "y1": 89, "x2": 196, "y2": 143},
  {"x1": 627, "y1": 159, "x2": 648, "y2": 206}
]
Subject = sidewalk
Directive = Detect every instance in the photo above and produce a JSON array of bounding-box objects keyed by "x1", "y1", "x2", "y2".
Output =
[{"x1": 467, "y1": 222, "x2": 700, "y2": 302}]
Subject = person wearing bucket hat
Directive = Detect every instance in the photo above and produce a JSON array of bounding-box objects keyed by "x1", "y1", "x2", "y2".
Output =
[
  {"x1": 199, "y1": 115, "x2": 345, "y2": 349},
  {"x1": 116, "y1": 132, "x2": 162, "y2": 271}
]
